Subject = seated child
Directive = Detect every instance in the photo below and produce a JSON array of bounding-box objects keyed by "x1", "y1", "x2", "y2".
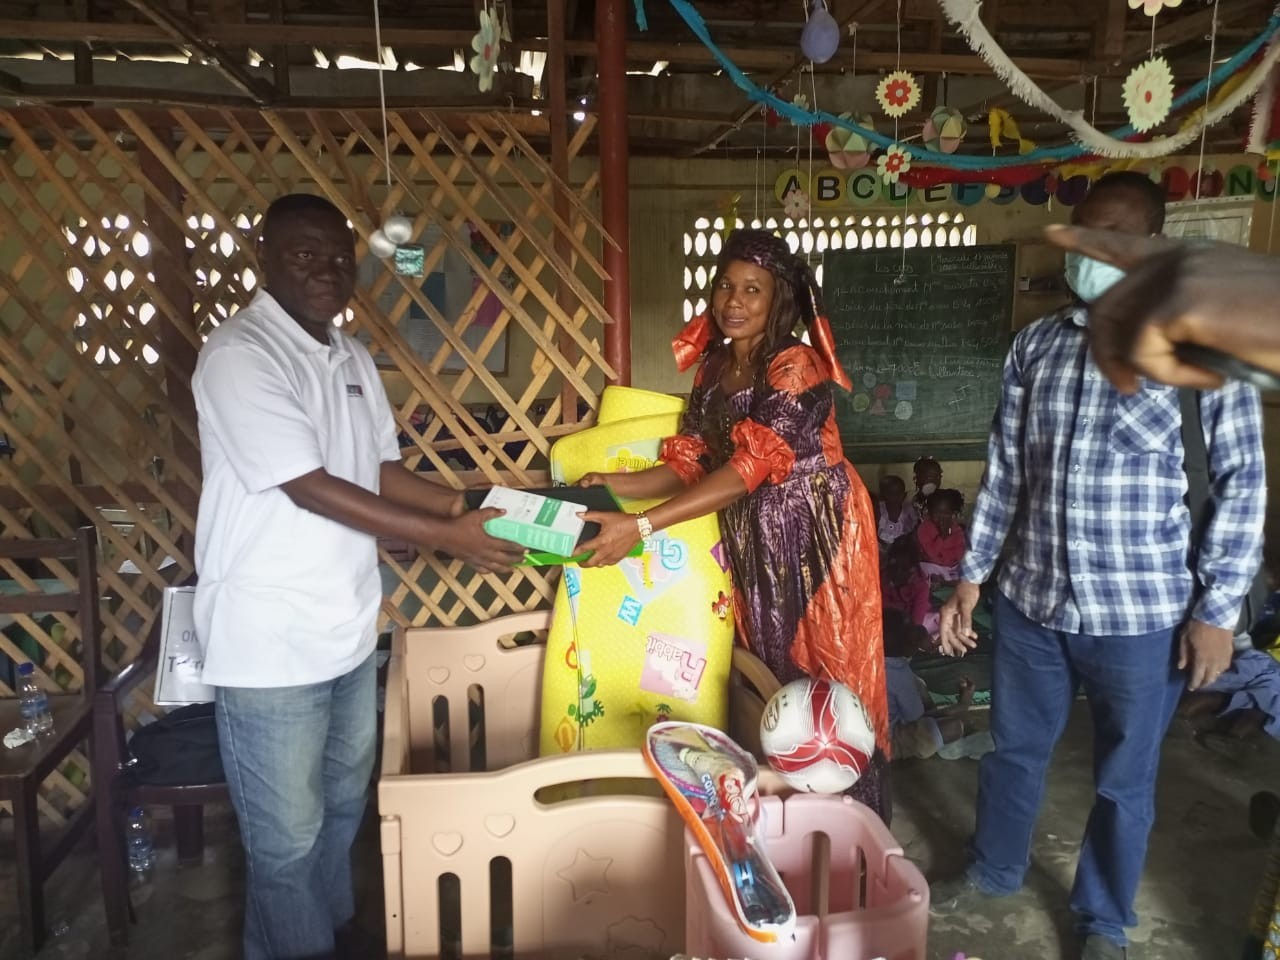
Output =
[
  {"x1": 882, "y1": 536, "x2": 934, "y2": 635},
  {"x1": 883, "y1": 608, "x2": 989, "y2": 761},
  {"x1": 911, "y1": 456, "x2": 943, "y2": 521},
  {"x1": 916, "y1": 488, "x2": 966, "y2": 584},
  {"x1": 877, "y1": 474, "x2": 918, "y2": 550}
]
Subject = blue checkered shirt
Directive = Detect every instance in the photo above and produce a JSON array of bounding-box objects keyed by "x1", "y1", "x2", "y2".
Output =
[{"x1": 959, "y1": 305, "x2": 1266, "y2": 636}]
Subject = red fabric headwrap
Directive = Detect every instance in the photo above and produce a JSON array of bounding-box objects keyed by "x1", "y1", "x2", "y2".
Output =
[
  {"x1": 672, "y1": 312, "x2": 713, "y2": 372},
  {"x1": 809, "y1": 315, "x2": 853, "y2": 391}
]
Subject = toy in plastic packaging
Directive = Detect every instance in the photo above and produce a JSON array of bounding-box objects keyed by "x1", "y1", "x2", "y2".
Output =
[{"x1": 643, "y1": 721, "x2": 796, "y2": 943}]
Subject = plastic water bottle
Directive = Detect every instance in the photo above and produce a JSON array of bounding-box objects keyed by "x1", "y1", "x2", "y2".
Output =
[
  {"x1": 16, "y1": 663, "x2": 53, "y2": 737},
  {"x1": 126, "y1": 807, "x2": 155, "y2": 881}
]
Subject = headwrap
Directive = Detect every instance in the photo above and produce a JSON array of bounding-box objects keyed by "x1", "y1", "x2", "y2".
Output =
[{"x1": 671, "y1": 229, "x2": 852, "y2": 391}]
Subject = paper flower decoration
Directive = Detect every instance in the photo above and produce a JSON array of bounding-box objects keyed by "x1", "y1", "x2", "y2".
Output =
[
  {"x1": 1123, "y1": 57, "x2": 1174, "y2": 133},
  {"x1": 826, "y1": 113, "x2": 875, "y2": 170},
  {"x1": 783, "y1": 186, "x2": 810, "y2": 220},
  {"x1": 790, "y1": 92, "x2": 810, "y2": 126},
  {"x1": 876, "y1": 71, "x2": 921, "y2": 119},
  {"x1": 877, "y1": 144, "x2": 911, "y2": 184},
  {"x1": 1128, "y1": 0, "x2": 1181, "y2": 15},
  {"x1": 469, "y1": 4, "x2": 501, "y2": 92},
  {"x1": 923, "y1": 106, "x2": 967, "y2": 154}
]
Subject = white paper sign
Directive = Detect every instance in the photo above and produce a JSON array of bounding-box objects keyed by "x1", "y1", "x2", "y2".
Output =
[{"x1": 152, "y1": 587, "x2": 215, "y2": 705}]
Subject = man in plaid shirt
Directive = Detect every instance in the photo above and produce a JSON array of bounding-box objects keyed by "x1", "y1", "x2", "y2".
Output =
[{"x1": 931, "y1": 173, "x2": 1266, "y2": 960}]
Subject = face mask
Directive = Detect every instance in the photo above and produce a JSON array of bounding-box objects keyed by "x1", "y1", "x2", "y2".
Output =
[
  {"x1": 1064, "y1": 251, "x2": 1125, "y2": 303},
  {"x1": 919, "y1": 482, "x2": 938, "y2": 497}
]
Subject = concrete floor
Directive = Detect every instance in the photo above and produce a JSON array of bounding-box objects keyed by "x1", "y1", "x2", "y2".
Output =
[{"x1": 2, "y1": 701, "x2": 1275, "y2": 960}]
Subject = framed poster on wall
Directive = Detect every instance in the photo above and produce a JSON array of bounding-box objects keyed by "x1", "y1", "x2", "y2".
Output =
[
  {"x1": 1164, "y1": 198, "x2": 1253, "y2": 246},
  {"x1": 357, "y1": 220, "x2": 514, "y2": 375}
]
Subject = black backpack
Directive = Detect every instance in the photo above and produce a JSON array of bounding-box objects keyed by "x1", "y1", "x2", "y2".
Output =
[
  {"x1": 126, "y1": 702, "x2": 225, "y2": 786},
  {"x1": 1179, "y1": 389, "x2": 1269, "y2": 641}
]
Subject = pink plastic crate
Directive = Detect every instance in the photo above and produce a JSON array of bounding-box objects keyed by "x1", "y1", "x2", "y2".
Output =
[{"x1": 685, "y1": 793, "x2": 928, "y2": 960}]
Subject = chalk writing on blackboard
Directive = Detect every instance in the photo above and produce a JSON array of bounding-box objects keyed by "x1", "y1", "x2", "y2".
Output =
[{"x1": 822, "y1": 245, "x2": 1015, "y2": 460}]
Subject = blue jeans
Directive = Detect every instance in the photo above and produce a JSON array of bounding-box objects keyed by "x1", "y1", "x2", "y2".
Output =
[
  {"x1": 216, "y1": 654, "x2": 376, "y2": 960},
  {"x1": 967, "y1": 593, "x2": 1184, "y2": 946}
]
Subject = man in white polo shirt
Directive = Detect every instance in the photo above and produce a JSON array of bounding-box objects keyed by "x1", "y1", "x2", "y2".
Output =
[{"x1": 193, "y1": 193, "x2": 523, "y2": 960}]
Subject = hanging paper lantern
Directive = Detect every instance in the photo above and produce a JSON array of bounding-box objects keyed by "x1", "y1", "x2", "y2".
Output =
[
  {"x1": 1162, "y1": 166, "x2": 1191, "y2": 201},
  {"x1": 875, "y1": 71, "x2": 921, "y2": 119},
  {"x1": 876, "y1": 144, "x2": 912, "y2": 184},
  {"x1": 826, "y1": 114, "x2": 875, "y2": 170},
  {"x1": 382, "y1": 214, "x2": 414, "y2": 245},
  {"x1": 368, "y1": 229, "x2": 397, "y2": 259},
  {"x1": 922, "y1": 106, "x2": 967, "y2": 154},
  {"x1": 1123, "y1": 57, "x2": 1174, "y2": 133},
  {"x1": 800, "y1": 1, "x2": 841, "y2": 64}
]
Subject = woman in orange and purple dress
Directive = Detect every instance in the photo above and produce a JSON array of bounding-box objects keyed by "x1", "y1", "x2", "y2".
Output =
[{"x1": 578, "y1": 229, "x2": 890, "y2": 819}]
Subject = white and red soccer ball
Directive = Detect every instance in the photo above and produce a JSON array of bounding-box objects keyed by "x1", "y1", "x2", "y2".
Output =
[{"x1": 759, "y1": 678, "x2": 875, "y2": 793}]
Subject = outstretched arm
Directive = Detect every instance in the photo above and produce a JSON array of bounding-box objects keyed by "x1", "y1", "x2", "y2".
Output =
[
  {"x1": 579, "y1": 464, "x2": 688, "y2": 500},
  {"x1": 1044, "y1": 225, "x2": 1280, "y2": 391},
  {"x1": 378, "y1": 462, "x2": 465, "y2": 518},
  {"x1": 281, "y1": 469, "x2": 524, "y2": 573},
  {"x1": 577, "y1": 465, "x2": 748, "y2": 566}
]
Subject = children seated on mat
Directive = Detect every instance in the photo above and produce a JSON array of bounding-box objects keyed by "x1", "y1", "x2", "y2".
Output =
[
  {"x1": 884, "y1": 609, "x2": 991, "y2": 761},
  {"x1": 916, "y1": 488, "x2": 966, "y2": 584},
  {"x1": 877, "y1": 474, "x2": 918, "y2": 552},
  {"x1": 883, "y1": 536, "x2": 934, "y2": 635},
  {"x1": 911, "y1": 456, "x2": 943, "y2": 520}
]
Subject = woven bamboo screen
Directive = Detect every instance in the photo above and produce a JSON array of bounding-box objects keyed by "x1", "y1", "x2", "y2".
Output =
[{"x1": 0, "y1": 106, "x2": 611, "y2": 817}]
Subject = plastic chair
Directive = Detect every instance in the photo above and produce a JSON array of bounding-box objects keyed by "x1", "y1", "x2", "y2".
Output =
[{"x1": 0, "y1": 527, "x2": 103, "y2": 956}]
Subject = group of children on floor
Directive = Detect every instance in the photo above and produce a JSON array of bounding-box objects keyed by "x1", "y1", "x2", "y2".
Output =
[
  {"x1": 875, "y1": 456, "x2": 992, "y2": 761},
  {"x1": 877, "y1": 456, "x2": 968, "y2": 640}
]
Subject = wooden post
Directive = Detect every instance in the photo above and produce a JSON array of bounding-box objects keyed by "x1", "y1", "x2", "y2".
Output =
[
  {"x1": 595, "y1": 0, "x2": 631, "y2": 386},
  {"x1": 548, "y1": 0, "x2": 580, "y2": 422},
  {"x1": 138, "y1": 131, "x2": 201, "y2": 548}
]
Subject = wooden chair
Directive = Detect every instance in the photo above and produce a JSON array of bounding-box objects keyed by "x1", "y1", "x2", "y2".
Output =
[
  {"x1": 0, "y1": 527, "x2": 103, "y2": 956},
  {"x1": 91, "y1": 585, "x2": 228, "y2": 948}
]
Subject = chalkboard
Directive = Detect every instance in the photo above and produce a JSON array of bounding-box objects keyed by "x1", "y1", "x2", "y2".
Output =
[{"x1": 821, "y1": 244, "x2": 1014, "y2": 462}]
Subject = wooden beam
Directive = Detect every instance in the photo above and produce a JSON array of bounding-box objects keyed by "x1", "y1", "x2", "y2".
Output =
[
  {"x1": 0, "y1": 69, "x2": 24, "y2": 95},
  {"x1": 597, "y1": 0, "x2": 630, "y2": 386},
  {"x1": 1115, "y1": 0, "x2": 1269, "y2": 64},
  {"x1": 269, "y1": 0, "x2": 289, "y2": 96},
  {"x1": 0, "y1": 16, "x2": 1088, "y2": 77},
  {"x1": 1094, "y1": 0, "x2": 1128, "y2": 60},
  {"x1": 0, "y1": 18, "x2": 476, "y2": 48},
  {"x1": 547, "y1": 0, "x2": 579, "y2": 422},
  {"x1": 118, "y1": 0, "x2": 273, "y2": 104}
]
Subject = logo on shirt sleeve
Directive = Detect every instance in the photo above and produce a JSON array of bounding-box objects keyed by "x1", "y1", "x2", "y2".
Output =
[{"x1": 346, "y1": 384, "x2": 364, "y2": 398}]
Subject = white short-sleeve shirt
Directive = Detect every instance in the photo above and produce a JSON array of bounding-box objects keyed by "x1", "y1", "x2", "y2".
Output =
[{"x1": 192, "y1": 290, "x2": 400, "y2": 687}]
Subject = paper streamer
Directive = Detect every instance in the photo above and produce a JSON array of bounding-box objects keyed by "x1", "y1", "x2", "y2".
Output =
[
  {"x1": 653, "y1": 0, "x2": 1280, "y2": 171},
  {"x1": 938, "y1": 0, "x2": 1280, "y2": 159}
]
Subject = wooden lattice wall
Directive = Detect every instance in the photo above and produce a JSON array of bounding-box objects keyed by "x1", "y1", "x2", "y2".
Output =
[{"x1": 0, "y1": 106, "x2": 611, "y2": 815}]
